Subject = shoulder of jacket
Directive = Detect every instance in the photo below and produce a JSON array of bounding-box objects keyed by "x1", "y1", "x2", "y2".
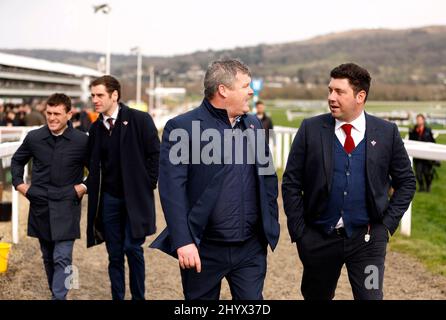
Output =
[
  {"x1": 26, "y1": 126, "x2": 48, "y2": 140},
  {"x1": 366, "y1": 113, "x2": 394, "y2": 127},
  {"x1": 166, "y1": 107, "x2": 201, "y2": 128},
  {"x1": 71, "y1": 128, "x2": 89, "y2": 140}
]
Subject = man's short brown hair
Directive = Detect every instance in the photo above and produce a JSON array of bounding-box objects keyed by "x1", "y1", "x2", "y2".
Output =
[
  {"x1": 46, "y1": 93, "x2": 72, "y2": 112},
  {"x1": 89, "y1": 75, "x2": 121, "y2": 101}
]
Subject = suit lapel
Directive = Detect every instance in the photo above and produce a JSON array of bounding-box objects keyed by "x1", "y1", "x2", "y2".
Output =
[
  {"x1": 365, "y1": 113, "x2": 378, "y2": 183},
  {"x1": 118, "y1": 103, "x2": 129, "y2": 147},
  {"x1": 321, "y1": 116, "x2": 335, "y2": 192}
]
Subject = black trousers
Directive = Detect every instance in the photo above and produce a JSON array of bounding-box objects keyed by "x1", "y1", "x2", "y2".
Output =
[
  {"x1": 102, "y1": 192, "x2": 146, "y2": 300},
  {"x1": 180, "y1": 235, "x2": 267, "y2": 300},
  {"x1": 297, "y1": 223, "x2": 388, "y2": 300}
]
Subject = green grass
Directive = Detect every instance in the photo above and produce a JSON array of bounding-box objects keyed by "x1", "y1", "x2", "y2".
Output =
[
  {"x1": 266, "y1": 100, "x2": 446, "y2": 129},
  {"x1": 389, "y1": 134, "x2": 446, "y2": 275},
  {"x1": 267, "y1": 108, "x2": 303, "y2": 128}
]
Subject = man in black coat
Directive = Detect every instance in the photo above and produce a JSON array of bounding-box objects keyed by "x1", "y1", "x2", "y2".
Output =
[
  {"x1": 86, "y1": 75, "x2": 160, "y2": 300},
  {"x1": 282, "y1": 63, "x2": 416, "y2": 300},
  {"x1": 409, "y1": 114, "x2": 436, "y2": 192},
  {"x1": 11, "y1": 93, "x2": 88, "y2": 300}
]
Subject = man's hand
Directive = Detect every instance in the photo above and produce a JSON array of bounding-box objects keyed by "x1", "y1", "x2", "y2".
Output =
[
  {"x1": 177, "y1": 243, "x2": 201, "y2": 273},
  {"x1": 16, "y1": 183, "x2": 30, "y2": 197},
  {"x1": 74, "y1": 184, "x2": 87, "y2": 199}
]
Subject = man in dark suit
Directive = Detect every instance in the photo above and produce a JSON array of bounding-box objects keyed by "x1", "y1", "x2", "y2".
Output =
[
  {"x1": 282, "y1": 63, "x2": 416, "y2": 300},
  {"x1": 11, "y1": 93, "x2": 88, "y2": 300},
  {"x1": 86, "y1": 75, "x2": 160, "y2": 300},
  {"x1": 150, "y1": 59, "x2": 280, "y2": 300},
  {"x1": 409, "y1": 114, "x2": 436, "y2": 192}
]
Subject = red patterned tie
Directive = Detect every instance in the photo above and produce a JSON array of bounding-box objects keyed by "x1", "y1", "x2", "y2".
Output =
[{"x1": 341, "y1": 124, "x2": 355, "y2": 154}]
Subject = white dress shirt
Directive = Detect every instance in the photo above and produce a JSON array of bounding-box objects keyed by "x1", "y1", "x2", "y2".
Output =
[
  {"x1": 102, "y1": 106, "x2": 120, "y2": 130},
  {"x1": 333, "y1": 111, "x2": 366, "y2": 229},
  {"x1": 334, "y1": 111, "x2": 366, "y2": 148}
]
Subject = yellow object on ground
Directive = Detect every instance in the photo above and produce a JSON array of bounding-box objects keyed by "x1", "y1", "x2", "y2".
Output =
[{"x1": 0, "y1": 242, "x2": 12, "y2": 273}]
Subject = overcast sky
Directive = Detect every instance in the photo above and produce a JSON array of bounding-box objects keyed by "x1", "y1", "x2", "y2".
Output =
[{"x1": 0, "y1": 0, "x2": 445, "y2": 56}]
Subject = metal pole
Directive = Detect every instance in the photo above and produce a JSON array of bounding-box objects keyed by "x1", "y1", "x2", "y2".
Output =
[
  {"x1": 93, "y1": 4, "x2": 111, "y2": 74},
  {"x1": 156, "y1": 76, "x2": 161, "y2": 109},
  {"x1": 136, "y1": 49, "x2": 142, "y2": 104},
  {"x1": 106, "y1": 11, "x2": 111, "y2": 74},
  {"x1": 400, "y1": 156, "x2": 413, "y2": 236},
  {"x1": 149, "y1": 66, "x2": 155, "y2": 112},
  {"x1": 12, "y1": 188, "x2": 19, "y2": 244}
]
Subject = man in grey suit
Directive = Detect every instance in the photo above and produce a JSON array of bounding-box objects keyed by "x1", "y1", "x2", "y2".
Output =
[
  {"x1": 11, "y1": 93, "x2": 88, "y2": 300},
  {"x1": 282, "y1": 63, "x2": 416, "y2": 300}
]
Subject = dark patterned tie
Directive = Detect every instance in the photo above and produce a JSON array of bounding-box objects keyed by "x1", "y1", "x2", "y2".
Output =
[{"x1": 106, "y1": 118, "x2": 115, "y2": 135}]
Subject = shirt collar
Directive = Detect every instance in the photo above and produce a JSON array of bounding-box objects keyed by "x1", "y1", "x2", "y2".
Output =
[
  {"x1": 232, "y1": 115, "x2": 243, "y2": 128},
  {"x1": 47, "y1": 124, "x2": 69, "y2": 137},
  {"x1": 51, "y1": 131, "x2": 64, "y2": 137},
  {"x1": 335, "y1": 110, "x2": 366, "y2": 133},
  {"x1": 102, "y1": 105, "x2": 120, "y2": 122}
]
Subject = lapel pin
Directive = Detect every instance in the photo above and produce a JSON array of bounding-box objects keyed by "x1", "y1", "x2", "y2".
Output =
[
  {"x1": 371, "y1": 140, "x2": 376, "y2": 146},
  {"x1": 249, "y1": 124, "x2": 254, "y2": 129},
  {"x1": 123, "y1": 121, "x2": 128, "y2": 126}
]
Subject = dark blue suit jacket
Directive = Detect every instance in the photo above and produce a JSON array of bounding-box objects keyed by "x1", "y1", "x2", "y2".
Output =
[
  {"x1": 282, "y1": 112, "x2": 416, "y2": 242},
  {"x1": 150, "y1": 101, "x2": 280, "y2": 257}
]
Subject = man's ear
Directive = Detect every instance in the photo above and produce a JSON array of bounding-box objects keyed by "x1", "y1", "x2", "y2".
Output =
[
  {"x1": 66, "y1": 110, "x2": 73, "y2": 120},
  {"x1": 112, "y1": 90, "x2": 119, "y2": 102},
  {"x1": 356, "y1": 90, "x2": 366, "y2": 104},
  {"x1": 217, "y1": 84, "x2": 228, "y2": 99}
]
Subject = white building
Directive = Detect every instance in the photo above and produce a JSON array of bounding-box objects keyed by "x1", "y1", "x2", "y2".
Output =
[{"x1": 0, "y1": 52, "x2": 102, "y2": 103}]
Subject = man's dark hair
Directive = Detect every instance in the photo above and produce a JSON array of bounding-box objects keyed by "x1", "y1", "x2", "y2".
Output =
[
  {"x1": 330, "y1": 63, "x2": 371, "y2": 101},
  {"x1": 46, "y1": 93, "x2": 72, "y2": 112},
  {"x1": 255, "y1": 100, "x2": 264, "y2": 106},
  {"x1": 90, "y1": 75, "x2": 121, "y2": 101}
]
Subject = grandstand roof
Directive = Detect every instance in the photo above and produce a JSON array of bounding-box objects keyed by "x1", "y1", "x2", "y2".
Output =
[{"x1": 0, "y1": 52, "x2": 102, "y2": 77}]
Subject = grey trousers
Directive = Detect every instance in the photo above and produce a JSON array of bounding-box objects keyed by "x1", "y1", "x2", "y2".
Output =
[{"x1": 39, "y1": 239, "x2": 75, "y2": 300}]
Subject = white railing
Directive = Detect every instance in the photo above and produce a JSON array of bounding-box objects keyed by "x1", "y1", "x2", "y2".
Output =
[
  {"x1": 2, "y1": 125, "x2": 445, "y2": 243},
  {"x1": 272, "y1": 126, "x2": 446, "y2": 169},
  {"x1": 0, "y1": 126, "x2": 39, "y2": 143},
  {"x1": 0, "y1": 127, "x2": 36, "y2": 244},
  {"x1": 271, "y1": 125, "x2": 446, "y2": 237}
]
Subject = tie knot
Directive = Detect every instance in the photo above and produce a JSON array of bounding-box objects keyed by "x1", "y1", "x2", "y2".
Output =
[
  {"x1": 106, "y1": 118, "x2": 115, "y2": 129},
  {"x1": 342, "y1": 123, "x2": 353, "y2": 136}
]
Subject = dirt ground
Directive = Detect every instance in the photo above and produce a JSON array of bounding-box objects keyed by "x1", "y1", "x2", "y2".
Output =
[{"x1": 1, "y1": 188, "x2": 446, "y2": 300}]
